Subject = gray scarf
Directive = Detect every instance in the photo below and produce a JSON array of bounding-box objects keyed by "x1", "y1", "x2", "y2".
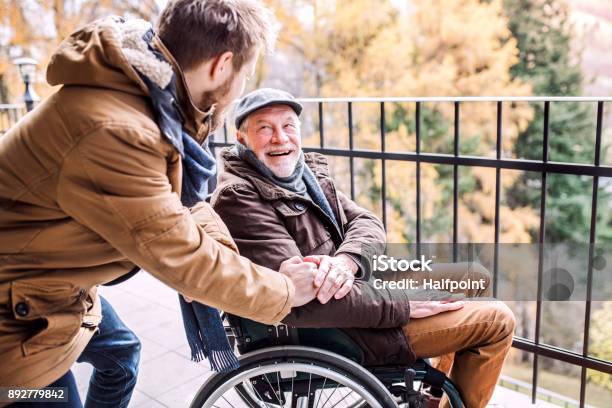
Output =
[
  {"x1": 233, "y1": 143, "x2": 339, "y2": 228},
  {"x1": 234, "y1": 142, "x2": 308, "y2": 196}
]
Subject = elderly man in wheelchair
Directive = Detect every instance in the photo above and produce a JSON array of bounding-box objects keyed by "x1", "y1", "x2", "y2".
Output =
[{"x1": 193, "y1": 88, "x2": 515, "y2": 408}]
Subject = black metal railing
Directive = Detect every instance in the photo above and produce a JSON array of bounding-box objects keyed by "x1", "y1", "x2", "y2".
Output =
[
  {"x1": 210, "y1": 96, "x2": 612, "y2": 407},
  {"x1": 0, "y1": 104, "x2": 27, "y2": 135}
]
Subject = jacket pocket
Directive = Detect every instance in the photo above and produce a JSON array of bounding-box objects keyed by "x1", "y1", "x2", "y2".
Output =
[
  {"x1": 271, "y1": 200, "x2": 332, "y2": 255},
  {"x1": 270, "y1": 200, "x2": 307, "y2": 218},
  {"x1": 10, "y1": 280, "x2": 86, "y2": 356}
]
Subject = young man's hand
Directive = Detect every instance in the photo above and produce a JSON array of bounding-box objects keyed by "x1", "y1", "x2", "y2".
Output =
[
  {"x1": 304, "y1": 254, "x2": 357, "y2": 304},
  {"x1": 279, "y1": 256, "x2": 319, "y2": 307},
  {"x1": 182, "y1": 256, "x2": 318, "y2": 307}
]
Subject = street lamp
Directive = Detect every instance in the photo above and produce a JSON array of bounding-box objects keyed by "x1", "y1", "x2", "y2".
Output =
[{"x1": 13, "y1": 57, "x2": 40, "y2": 112}]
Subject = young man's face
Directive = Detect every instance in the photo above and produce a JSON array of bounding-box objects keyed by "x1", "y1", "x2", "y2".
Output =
[
  {"x1": 214, "y1": 51, "x2": 259, "y2": 115},
  {"x1": 238, "y1": 105, "x2": 302, "y2": 178},
  {"x1": 187, "y1": 49, "x2": 259, "y2": 132}
]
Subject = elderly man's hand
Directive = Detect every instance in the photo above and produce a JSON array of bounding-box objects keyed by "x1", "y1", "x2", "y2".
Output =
[
  {"x1": 304, "y1": 254, "x2": 357, "y2": 304},
  {"x1": 408, "y1": 299, "x2": 465, "y2": 318}
]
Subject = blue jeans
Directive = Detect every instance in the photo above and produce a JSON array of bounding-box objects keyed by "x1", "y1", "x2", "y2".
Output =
[{"x1": 11, "y1": 296, "x2": 141, "y2": 407}]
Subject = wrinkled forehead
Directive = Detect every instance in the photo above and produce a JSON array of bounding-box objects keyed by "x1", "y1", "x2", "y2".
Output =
[{"x1": 247, "y1": 104, "x2": 300, "y2": 124}]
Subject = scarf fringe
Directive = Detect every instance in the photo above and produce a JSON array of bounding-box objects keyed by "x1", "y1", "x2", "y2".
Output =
[
  {"x1": 185, "y1": 319, "x2": 239, "y2": 372},
  {"x1": 209, "y1": 349, "x2": 240, "y2": 372},
  {"x1": 188, "y1": 339, "x2": 207, "y2": 363}
]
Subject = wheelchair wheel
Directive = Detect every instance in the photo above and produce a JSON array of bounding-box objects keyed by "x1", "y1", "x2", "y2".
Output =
[
  {"x1": 413, "y1": 363, "x2": 464, "y2": 408},
  {"x1": 190, "y1": 346, "x2": 398, "y2": 408}
]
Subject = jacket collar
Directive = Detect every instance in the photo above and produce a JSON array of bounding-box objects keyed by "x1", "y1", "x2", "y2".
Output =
[
  {"x1": 152, "y1": 36, "x2": 213, "y2": 143},
  {"x1": 221, "y1": 147, "x2": 332, "y2": 201}
]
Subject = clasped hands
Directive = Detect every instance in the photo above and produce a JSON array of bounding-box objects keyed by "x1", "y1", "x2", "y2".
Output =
[
  {"x1": 182, "y1": 254, "x2": 356, "y2": 307},
  {"x1": 185, "y1": 252, "x2": 465, "y2": 318},
  {"x1": 279, "y1": 254, "x2": 357, "y2": 308}
]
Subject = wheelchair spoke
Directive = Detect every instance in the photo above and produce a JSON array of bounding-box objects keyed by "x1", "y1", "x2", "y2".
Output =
[
  {"x1": 290, "y1": 373, "x2": 295, "y2": 408},
  {"x1": 239, "y1": 379, "x2": 273, "y2": 408},
  {"x1": 262, "y1": 372, "x2": 284, "y2": 406},
  {"x1": 306, "y1": 372, "x2": 312, "y2": 407},
  {"x1": 314, "y1": 377, "x2": 327, "y2": 408},
  {"x1": 319, "y1": 382, "x2": 340, "y2": 408},
  {"x1": 330, "y1": 387, "x2": 360, "y2": 407},
  {"x1": 276, "y1": 371, "x2": 282, "y2": 406},
  {"x1": 220, "y1": 395, "x2": 236, "y2": 408}
]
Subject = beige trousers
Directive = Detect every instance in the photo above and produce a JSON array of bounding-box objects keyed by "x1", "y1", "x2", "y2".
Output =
[{"x1": 401, "y1": 263, "x2": 516, "y2": 408}]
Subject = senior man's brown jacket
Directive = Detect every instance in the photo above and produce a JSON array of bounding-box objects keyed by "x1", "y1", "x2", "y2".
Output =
[
  {"x1": 212, "y1": 148, "x2": 416, "y2": 366},
  {"x1": 0, "y1": 18, "x2": 294, "y2": 389}
]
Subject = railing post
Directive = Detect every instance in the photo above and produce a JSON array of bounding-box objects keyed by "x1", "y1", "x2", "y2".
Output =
[
  {"x1": 493, "y1": 101, "x2": 503, "y2": 297},
  {"x1": 415, "y1": 101, "x2": 421, "y2": 245},
  {"x1": 319, "y1": 102, "x2": 324, "y2": 148},
  {"x1": 453, "y1": 101, "x2": 460, "y2": 261},
  {"x1": 533, "y1": 100, "x2": 550, "y2": 404},
  {"x1": 579, "y1": 101, "x2": 604, "y2": 408},
  {"x1": 348, "y1": 101, "x2": 355, "y2": 200},
  {"x1": 380, "y1": 102, "x2": 387, "y2": 230}
]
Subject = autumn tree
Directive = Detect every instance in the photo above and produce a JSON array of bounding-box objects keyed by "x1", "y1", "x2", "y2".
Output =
[
  {"x1": 588, "y1": 301, "x2": 612, "y2": 390},
  {"x1": 263, "y1": 0, "x2": 536, "y2": 244},
  {"x1": 0, "y1": 0, "x2": 160, "y2": 103},
  {"x1": 504, "y1": 0, "x2": 612, "y2": 244}
]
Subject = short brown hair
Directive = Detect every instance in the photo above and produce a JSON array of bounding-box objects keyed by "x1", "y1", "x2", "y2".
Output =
[{"x1": 157, "y1": 0, "x2": 278, "y2": 71}]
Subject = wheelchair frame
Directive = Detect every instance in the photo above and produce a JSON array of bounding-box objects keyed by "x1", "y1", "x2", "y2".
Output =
[{"x1": 189, "y1": 316, "x2": 465, "y2": 408}]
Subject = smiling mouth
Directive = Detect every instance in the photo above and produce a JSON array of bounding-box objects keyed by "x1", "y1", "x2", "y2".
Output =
[{"x1": 267, "y1": 150, "x2": 293, "y2": 157}]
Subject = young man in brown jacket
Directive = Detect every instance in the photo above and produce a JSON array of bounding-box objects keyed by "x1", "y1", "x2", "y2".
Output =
[
  {"x1": 0, "y1": 2, "x2": 320, "y2": 407},
  {"x1": 211, "y1": 88, "x2": 517, "y2": 408}
]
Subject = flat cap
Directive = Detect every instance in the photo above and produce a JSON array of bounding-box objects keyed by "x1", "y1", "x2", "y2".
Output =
[{"x1": 234, "y1": 88, "x2": 302, "y2": 129}]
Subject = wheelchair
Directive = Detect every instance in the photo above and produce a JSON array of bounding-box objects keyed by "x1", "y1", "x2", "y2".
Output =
[{"x1": 190, "y1": 315, "x2": 465, "y2": 408}]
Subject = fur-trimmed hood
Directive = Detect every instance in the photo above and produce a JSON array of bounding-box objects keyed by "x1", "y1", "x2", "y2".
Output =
[
  {"x1": 46, "y1": 16, "x2": 211, "y2": 138},
  {"x1": 47, "y1": 17, "x2": 172, "y2": 95}
]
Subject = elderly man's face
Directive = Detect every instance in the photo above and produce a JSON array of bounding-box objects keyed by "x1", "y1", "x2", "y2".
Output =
[{"x1": 238, "y1": 105, "x2": 301, "y2": 177}]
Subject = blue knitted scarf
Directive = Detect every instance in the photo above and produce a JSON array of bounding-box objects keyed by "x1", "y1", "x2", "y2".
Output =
[{"x1": 134, "y1": 29, "x2": 239, "y2": 372}]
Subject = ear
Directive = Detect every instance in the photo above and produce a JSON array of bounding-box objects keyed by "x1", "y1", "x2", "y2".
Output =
[
  {"x1": 209, "y1": 51, "x2": 234, "y2": 83},
  {"x1": 236, "y1": 130, "x2": 245, "y2": 144}
]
